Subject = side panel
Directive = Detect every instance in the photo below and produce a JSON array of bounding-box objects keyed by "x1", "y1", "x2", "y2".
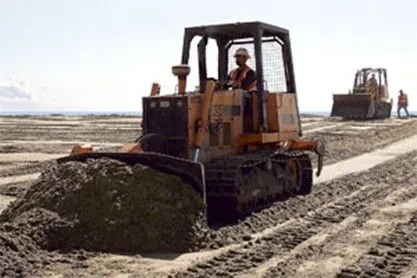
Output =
[
  {"x1": 380, "y1": 85, "x2": 389, "y2": 101},
  {"x1": 267, "y1": 93, "x2": 279, "y2": 132},
  {"x1": 267, "y1": 93, "x2": 300, "y2": 139},
  {"x1": 187, "y1": 95, "x2": 202, "y2": 151},
  {"x1": 198, "y1": 90, "x2": 243, "y2": 163},
  {"x1": 209, "y1": 90, "x2": 244, "y2": 148}
]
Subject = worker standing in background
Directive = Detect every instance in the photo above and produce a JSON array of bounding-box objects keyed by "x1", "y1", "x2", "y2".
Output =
[
  {"x1": 228, "y1": 48, "x2": 257, "y2": 91},
  {"x1": 397, "y1": 89, "x2": 409, "y2": 118},
  {"x1": 367, "y1": 73, "x2": 379, "y2": 100}
]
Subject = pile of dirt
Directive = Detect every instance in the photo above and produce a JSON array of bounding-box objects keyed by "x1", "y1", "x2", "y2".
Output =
[
  {"x1": 0, "y1": 208, "x2": 70, "y2": 277},
  {"x1": 0, "y1": 158, "x2": 205, "y2": 254}
]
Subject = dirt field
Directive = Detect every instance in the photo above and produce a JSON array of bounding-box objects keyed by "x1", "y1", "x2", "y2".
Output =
[{"x1": 0, "y1": 115, "x2": 416, "y2": 277}]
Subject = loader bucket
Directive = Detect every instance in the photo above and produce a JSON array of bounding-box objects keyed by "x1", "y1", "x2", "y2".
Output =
[
  {"x1": 57, "y1": 152, "x2": 206, "y2": 197},
  {"x1": 330, "y1": 94, "x2": 375, "y2": 119}
]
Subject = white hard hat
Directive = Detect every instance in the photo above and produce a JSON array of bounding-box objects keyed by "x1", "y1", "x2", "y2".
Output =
[{"x1": 234, "y1": 48, "x2": 250, "y2": 58}]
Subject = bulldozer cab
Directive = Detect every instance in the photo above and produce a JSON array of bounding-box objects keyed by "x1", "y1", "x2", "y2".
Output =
[
  {"x1": 352, "y1": 68, "x2": 389, "y2": 101},
  {"x1": 178, "y1": 21, "x2": 302, "y2": 135},
  {"x1": 137, "y1": 21, "x2": 312, "y2": 164}
]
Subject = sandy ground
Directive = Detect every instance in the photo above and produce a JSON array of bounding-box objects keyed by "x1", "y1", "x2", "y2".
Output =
[{"x1": 0, "y1": 115, "x2": 416, "y2": 277}]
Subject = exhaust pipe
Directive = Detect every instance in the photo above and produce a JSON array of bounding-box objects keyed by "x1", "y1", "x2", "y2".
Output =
[
  {"x1": 172, "y1": 65, "x2": 190, "y2": 95},
  {"x1": 150, "y1": 83, "x2": 160, "y2": 96}
]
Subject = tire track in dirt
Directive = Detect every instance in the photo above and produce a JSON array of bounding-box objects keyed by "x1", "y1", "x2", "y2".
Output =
[
  {"x1": 170, "y1": 152, "x2": 417, "y2": 278},
  {"x1": 314, "y1": 134, "x2": 417, "y2": 184},
  {"x1": 0, "y1": 181, "x2": 32, "y2": 198},
  {"x1": 257, "y1": 182, "x2": 417, "y2": 278},
  {"x1": 400, "y1": 259, "x2": 417, "y2": 277},
  {"x1": 337, "y1": 211, "x2": 417, "y2": 278},
  {"x1": 172, "y1": 187, "x2": 388, "y2": 277},
  {"x1": 311, "y1": 119, "x2": 417, "y2": 166},
  {"x1": 0, "y1": 161, "x2": 54, "y2": 178},
  {"x1": 303, "y1": 123, "x2": 345, "y2": 134},
  {"x1": 0, "y1": 173, "x2": 41, "y2": 187}
]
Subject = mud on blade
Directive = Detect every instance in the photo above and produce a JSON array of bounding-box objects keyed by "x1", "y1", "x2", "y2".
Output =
[{"x1": 57, "y1": 152, "x2": 205, "y2": 195}]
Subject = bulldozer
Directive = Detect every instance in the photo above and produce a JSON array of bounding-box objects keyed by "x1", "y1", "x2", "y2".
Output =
[
  {"x1": 330, "y1": 67, "x2": 393, "y2": 120},
  {"x1": 57, "y1": 22, "x2": 325, "y2": 226}
]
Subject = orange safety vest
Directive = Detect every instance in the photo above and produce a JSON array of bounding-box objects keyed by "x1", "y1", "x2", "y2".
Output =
[
  {"x1": 399, "y1": 94, "x2": 408, "y2": 106},
  {"x1": 230, "y1": 65, "x2": 257, "y2": 91}
]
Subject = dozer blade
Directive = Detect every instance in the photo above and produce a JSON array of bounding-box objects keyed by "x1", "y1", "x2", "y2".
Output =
[
  {"x1": 330, "y1": 94, "x2": 375, "y2": 119},
  {"x1": 57, "y1": 152, "x2": 206, "y2": 196}
]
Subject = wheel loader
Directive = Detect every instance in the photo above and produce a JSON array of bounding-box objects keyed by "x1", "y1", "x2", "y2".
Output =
[
  {"x1": 57, "y1": 21, "x2": 325, "y2": 226},
  {"x1": 331, "y1": 68, "x2": 393, "y2": 120}
]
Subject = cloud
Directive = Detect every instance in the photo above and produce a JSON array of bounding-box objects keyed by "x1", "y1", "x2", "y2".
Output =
[{"x1": 0, "y1": 78, "x2": 33, "y2": 99}]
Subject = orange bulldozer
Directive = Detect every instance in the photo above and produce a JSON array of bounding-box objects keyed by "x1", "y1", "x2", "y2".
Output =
[{"x1": 58, "y1": 22, "x2": 325, "y2": 226}]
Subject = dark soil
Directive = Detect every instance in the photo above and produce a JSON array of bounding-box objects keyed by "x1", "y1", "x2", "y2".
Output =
[{"x1": 1, "y1": 158, "x2": 205, "y2": 254}]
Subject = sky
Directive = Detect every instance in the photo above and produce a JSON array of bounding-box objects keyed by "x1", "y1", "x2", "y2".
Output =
[{"x1": 0, "y1": 0, "x2": 416, "y2": 113}]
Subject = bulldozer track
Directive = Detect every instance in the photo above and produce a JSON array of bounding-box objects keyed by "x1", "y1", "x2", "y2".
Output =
[
  {"x1": 204, "y1": 150, "x2": 312, "y2": 225},
  {"x1": 170, "y1": 152, "x2": 417, "y2": 278}
]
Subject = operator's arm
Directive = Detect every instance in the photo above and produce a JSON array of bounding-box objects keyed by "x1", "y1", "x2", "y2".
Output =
[
  {"x1": 241, "y1": 69, "x2": 257, "y2": 91},
  {"x1": 223, "y1": 73, "x2": 233, "y2": 89},
  {"x1": 245, "y1": 70, "x2": 256, "y2": 83}
]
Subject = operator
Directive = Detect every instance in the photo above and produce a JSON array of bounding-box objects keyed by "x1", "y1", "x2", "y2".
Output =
[
  {"x1": 397, "y1": 89, "x2": 409, "y2": 118},
  {"x1": 227, "y1": 48, "x2": 257, "y2": 132},
  {"x1": 228, "y1": 48, "x2": 257, "y2": 91},
  {"x1": 367, "y1": 73, "x2": 379, "y2": 100}
]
